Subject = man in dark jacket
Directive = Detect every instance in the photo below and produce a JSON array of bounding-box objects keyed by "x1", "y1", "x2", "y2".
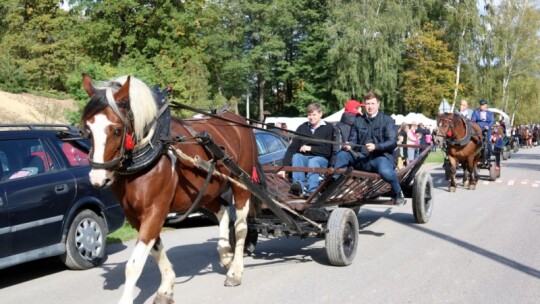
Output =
[
  {"x1": 277, "y1": 103, "x2": 334, "y2": 197},
  {"x1": 333, "y1": 92, "x2": 405, "y2": 206}
]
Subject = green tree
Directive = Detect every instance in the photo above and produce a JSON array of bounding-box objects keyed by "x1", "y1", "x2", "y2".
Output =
[
  {"x1": 489, "y1": 0, "x2": 540, "y2": 114},
  {"x1": 401, "y1": 23, "x2": 456, "y2": 116},
  {"x1": 0, "y1": 0, "x2": 80, "y2": 91},
  {"x1": 327, "y1": 0, "x2": 435, "y2": 113},
  {"x1": 441, "y1": 0, "x2": 479, "y2": 109}
]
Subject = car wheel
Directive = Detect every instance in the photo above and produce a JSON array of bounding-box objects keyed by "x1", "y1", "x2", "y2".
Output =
[{"x1": 61, "y1": 209, "x2": 107, "y2": 270}]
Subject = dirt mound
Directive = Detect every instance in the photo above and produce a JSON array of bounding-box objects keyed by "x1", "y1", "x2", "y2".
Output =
[{"x1": 0, "y1": 91, "x2": 77, "y2": 125}]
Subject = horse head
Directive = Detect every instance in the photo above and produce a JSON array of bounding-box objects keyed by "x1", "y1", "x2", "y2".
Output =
[
  {"x1": 81, "y1": 74, "x2": 157, "y2": 188},
  {"x1": 435, "y1": 113, "x2": 454, "y2": 147}
]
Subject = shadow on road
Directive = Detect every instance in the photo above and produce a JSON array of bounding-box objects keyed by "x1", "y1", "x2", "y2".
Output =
[
  {"x1": 358, "y1": 208, "x2": 540, "y2": 280},
  {"x1": 0, "y1": 257, "x2": 65, "y2": 288}
]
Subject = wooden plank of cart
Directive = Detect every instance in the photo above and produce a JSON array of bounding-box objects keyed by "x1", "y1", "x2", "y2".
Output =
[{"x1": 242, "y1": 144, "x2": 434, "y2": 266}]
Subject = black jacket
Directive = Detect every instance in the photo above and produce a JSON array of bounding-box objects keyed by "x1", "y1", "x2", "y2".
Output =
[
  {"x1": 283, "y1": 122, "x2": 334, "y2": 166},
  {"x1": 334, "y1": 112, "x2": 358, "y2": 145},
  {"x1": 348, "y1": 112, "x2": 398, "y2": 164}
]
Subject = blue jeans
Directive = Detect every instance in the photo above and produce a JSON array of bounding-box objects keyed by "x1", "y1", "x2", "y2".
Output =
[
  {"x1": 291, "y1": 153, "x2": 328, "y2": 194},
  {"x1": 483, "y1": 129, "x2": 492, "y2": 160},
  {"x1": 334, "y1": 150, "x2": 401, "y2": 195}
]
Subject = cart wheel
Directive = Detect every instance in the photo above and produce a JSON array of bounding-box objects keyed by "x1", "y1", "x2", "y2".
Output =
[
  {"x1": 325, "y1": 208, "x2": 359, "y2": 266},
  {"x1": 489, "y1": 164, "x2": 497, "y2": 181},
  {"x1": 412, "y1": 171, "x2": 434, "y2": 224},
  {"x1": 502, "y1": 148, "x2": 509, "y2": 160}
]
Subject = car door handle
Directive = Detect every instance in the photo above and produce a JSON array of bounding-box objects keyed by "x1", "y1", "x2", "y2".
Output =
[
  {"x1": 0, "y1": 197, "x2": 3, "y2": 207},
  {"x1": 55, "y1": 184, "x2": 68, "y2": 194}
]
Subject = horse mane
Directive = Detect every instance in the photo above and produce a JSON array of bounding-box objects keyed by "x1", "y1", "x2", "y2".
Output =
[{"x1": 97, "y1": 76, "x2": 158, "y2": 146}]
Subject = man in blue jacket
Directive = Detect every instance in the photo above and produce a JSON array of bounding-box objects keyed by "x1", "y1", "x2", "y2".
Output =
[
  {"x1": 277, "y1": 103, "x2": 334, "y2": 197},
  {"x1": 471, "y1": 99, "x2": 495, "y2": 161},
  {"x1": 333, "y1": 92, "x2": 405, "y2": 206}
]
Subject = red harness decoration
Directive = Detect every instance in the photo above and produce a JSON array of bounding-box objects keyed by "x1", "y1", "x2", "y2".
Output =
[
  {"x1": 251, "y1": 166, "x2": 260, "y2": 183},
  {"x1": 446, "y1": 130, "x2": 453, "y2": 137},
  {"x1": 125, "y1": 133, "x2": 135, "y2": 150}
]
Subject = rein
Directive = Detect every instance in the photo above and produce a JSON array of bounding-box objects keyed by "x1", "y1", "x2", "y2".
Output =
[{"x1": 169, "y1": 101, "x2": 365, "y2": 149}]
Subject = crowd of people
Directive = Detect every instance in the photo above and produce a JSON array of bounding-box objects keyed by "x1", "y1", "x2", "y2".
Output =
[{"x1": 273, "y1": 94, "x2": 538, "y2": 205}]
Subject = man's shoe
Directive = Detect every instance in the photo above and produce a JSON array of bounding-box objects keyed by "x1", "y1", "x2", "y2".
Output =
[
  {"x1": 289, "y1": 182, "x2": 302, "y2": 196},
  {"x1": 394, "y1": 191, "x2": 406, "y2": 206}
]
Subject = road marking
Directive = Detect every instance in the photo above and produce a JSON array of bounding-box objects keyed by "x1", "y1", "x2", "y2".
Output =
[
  {"x1": 483, "y1": 181, "x2": 489, "y2": 185},
  {"x1": 533, "y1": 184, "x2": 539, "y2": 188},
  {"x1": 508, "y1": 180, "x2": 515, "y2": 185},
  {"x1": 521, "y1": 181, "x2": 528, "y2": 185},
  {"x1": 496, "y1": 179, "x2": 502, "y2": 183}
]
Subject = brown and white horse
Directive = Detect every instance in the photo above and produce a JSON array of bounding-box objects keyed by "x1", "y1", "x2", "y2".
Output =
[
  {"x1": 81, "y1": 74, "x2": 258, "y2": 304},
  {"x1": 435, "y1": 113, "x2": 483, "y2": 192}
]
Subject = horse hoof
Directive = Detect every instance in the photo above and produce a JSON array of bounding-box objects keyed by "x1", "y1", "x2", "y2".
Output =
[
  {"x1": 469, "y1": 185, "x2": 476, "y2": 190},
  {"x1": 463, "y1": 181, "x2": 469, "y2": 187},
  {"x1": 449, "y1": 187, "x2": 456, "y2": 192},
  {"x1": 153, "y1": 293, "x2": 174, "y2": 304},
  {"x1": 224, "y1": 276, "x2": 242, "y2": 287}
]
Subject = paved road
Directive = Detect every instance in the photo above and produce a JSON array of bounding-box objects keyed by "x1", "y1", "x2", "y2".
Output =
[{"x1": 1, "y1": 147, "x2": 539, "y2": 304}]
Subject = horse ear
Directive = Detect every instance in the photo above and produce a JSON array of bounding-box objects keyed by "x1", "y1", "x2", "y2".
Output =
[
  {"x1": 82, "y1": 73, "x2": 96, "y2": 97},
  {"x1": 115, "y1": 76, "x2": 131, "y2": 103}
]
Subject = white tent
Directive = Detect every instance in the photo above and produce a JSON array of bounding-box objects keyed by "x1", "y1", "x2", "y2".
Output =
[
  {"x1": 391, "y1": 114, "x2": 406, "y2": 125},
  {"x1": 324, "y1": 109, "x2": 344, "y2": 122},
  {"x1": 489, "y1": 108, "x2": 511, "y2": 136},
  {"x1": 265, "y1": 110, "x2": 344, "y2": 131},
  {"x1": 401, "y1": 112, "x2": 437, "y2": 128},
  {"x1": 264, "y1": 116, "x2": 307, "y2": 132}
]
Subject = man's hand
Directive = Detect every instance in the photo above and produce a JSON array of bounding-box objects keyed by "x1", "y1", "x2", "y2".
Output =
[
  {"x1": 277, "y1": 170, "x2": 287, "y2": 179},
  {"x1": 365, "y1": 143, "x2": 376, "y2": 152},
  {"x1": 485, "y1": 126, "x2": 489, "y2": 130},
  {"x1": 299, "y1": 145, "x2": 311, "y2": 153},
  {"x1": 342, "y1": 144, "x2": 351, "y2": 151}
]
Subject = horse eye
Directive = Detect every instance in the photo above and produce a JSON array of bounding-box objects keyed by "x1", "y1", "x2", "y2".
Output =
[{"x1": 114, "y1": 128, "x2": 123, "y2": 136}]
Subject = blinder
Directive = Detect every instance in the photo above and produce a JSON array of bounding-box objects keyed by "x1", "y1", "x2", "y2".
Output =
[
  {"x1": 87, "y1": 91, "x2": 134, "y2": 171},
  {"x1": 88, "y1": 123, "x2": 130, "y2": 171}
]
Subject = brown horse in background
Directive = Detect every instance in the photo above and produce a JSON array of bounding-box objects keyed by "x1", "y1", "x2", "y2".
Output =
[
  {"x1": 435, "y1": 113, "x2": 483, "y2": 192},
  {"x1": 519, "y1": 125, "x2": 532, "y2": 148},
  {"x1": 81, "y1": 74, "x2": 258, "y2": 304}
]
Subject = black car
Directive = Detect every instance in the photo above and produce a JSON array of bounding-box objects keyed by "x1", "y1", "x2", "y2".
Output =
[
  {"x1": 254, "y1": 129, "x2": 289, "y2": 166},
  {"x1": 0, "y1": 124, "x2": 125, "y2": 270}
]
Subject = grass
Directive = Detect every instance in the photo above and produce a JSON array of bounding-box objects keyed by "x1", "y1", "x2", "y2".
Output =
[
  {"x1": 425, "y1": 149, "x2": 445, "y2": 163},
  {"x1": 107, "y1": 221, "x2": 139, "y2": 245},
  {"x1": 106, "y1": 221, "x2": 184, "y2": 245}
]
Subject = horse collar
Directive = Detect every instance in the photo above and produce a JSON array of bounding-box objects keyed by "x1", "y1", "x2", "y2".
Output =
[{"x1": 446, "y1": 118, "x2": 473, "y2": 146}]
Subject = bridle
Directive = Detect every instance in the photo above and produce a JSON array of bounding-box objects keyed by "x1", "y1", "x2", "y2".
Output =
[
  {"x1": 86, "y1": 89, "x2": 133, "y2": 171},
  {"x1": 436, "y1": 114, "x2": 473, "y2": 147},
  {"x1": 435, "y1": 116, "x2": 455, "y2": 140}
]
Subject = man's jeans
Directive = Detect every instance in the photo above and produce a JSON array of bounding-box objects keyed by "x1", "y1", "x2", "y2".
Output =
[
  {"x1": 334, "y1": 150, "x2": 401, "y2": 195},
  {"x1": 483, "y1": 129, "x2": 492, "y2": 161},
  {"x1": 291, "y1": 153, "x2": 328, "y2": 194}
]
